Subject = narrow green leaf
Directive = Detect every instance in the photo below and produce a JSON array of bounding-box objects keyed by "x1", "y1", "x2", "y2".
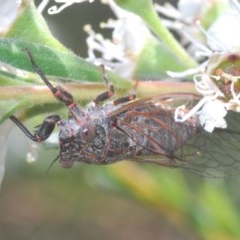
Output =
[
  {"x1": 6, "y1": 0, "x2": 67, "y2": 52},
  {"x1": 134, "y1": 38, "x2": 190, "y2": 79},
  {"x1": 0, "y1": 37, "x2": 132, "y2": 87}
]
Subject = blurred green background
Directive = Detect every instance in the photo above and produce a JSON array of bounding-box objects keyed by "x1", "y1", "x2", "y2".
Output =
[{"x1": 2, "y1": 1, "x2": 240, "y2": 240}]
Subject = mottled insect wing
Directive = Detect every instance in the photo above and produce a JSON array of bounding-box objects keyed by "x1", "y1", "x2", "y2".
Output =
[
  {"x1": 137, "y1": 110, "x2": 240, "y2": 177},
  {"x1": 110, "y1": 95, "x2": 240, "y2": 177},
  {"x1": 108, "y1": 95, "x2": 199, "y2": 166},
  {"x1": 173, "y1": 110, "x2": 240, "y2": 177}
]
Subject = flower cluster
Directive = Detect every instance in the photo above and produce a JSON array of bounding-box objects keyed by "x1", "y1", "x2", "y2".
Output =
[
  {"x1": 39, "y1": 0, "x2": 152, "y2": 77},
  {"x1": 83, "y1": 0, "x2": 151, "y2": 77},
  {"x1": 166, "y1": 0, "x2": 240, "y2": 132}
]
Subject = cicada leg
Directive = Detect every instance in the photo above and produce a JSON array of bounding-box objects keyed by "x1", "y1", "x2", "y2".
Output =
[
  {"x1": 23, "y1": 48, "x2": 75, "y2": 107},
  {"x1": 93, "y1": 65, "x2": 115, "y2": 105},
  {"x1": 113, "y1": 94, "x2": 136, "y2": 105},
  {"x1": 93, "y1": 65, "x2": 136, "y2": 105},
  {"x1": 10, "y1": 48, "x2": 79, "y2": 141},
  {"x1": 10, "y1": 115, "x2": 61, "y2": 142}
]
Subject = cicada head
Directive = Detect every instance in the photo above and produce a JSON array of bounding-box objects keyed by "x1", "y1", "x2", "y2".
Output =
[{"x1": 58, "y1": 118, "x2": 95, "y2": 168}]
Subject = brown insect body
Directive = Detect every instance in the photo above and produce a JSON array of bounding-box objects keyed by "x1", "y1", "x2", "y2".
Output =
[
  {"x1": 10, "y1": 50, "x2": 240, "y2": 177},
  {"x1": 58, "y1": 97, "x2": 200, "y2": 168}
]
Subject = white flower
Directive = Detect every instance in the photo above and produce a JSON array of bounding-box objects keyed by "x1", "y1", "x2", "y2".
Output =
[
  {"x1": 84, "y1": 0, "x2": 151, "y2": 77},
  {"x1": 175, "y1": 94, "x2": 228, "y2": 133},
  {"x1": 165, "y1": 0, "x2": 240, "y2": 132},
  {"x1": 84, "y1": 24, "x2": 134, "y2": 77},
  {"x1": 198, "y1": 99, "x2": 227, "y2": 132}
]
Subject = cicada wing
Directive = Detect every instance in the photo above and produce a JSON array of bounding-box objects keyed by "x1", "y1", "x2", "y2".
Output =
[
  {"x1": 112, "y1": 99, "x2": 199, "y2": 162},
  {"x1": 173, "y1": 111, "x2": 240, "y2": 177},
  {"x1": 108, "y1": 94, "x2": 200, "y2": 119},
  {"x1": 135, "y1": 111, "x2": 240, "y2": 177},
  {"x1": 119, "y1": 109, "x2": 198, "y2": 155},
  {"x1": 109, "y1": 94, "x2": 240, "y2": 177}
]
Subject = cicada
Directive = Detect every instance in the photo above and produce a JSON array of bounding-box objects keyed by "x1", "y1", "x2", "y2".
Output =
[{"x1": 10, "y1": 49, "x2": 240, "y2": 177}]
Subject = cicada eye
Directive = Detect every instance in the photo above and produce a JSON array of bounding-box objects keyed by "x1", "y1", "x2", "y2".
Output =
[{"x1": 79, "y1": 122, "x2": 95, "y2": 142}]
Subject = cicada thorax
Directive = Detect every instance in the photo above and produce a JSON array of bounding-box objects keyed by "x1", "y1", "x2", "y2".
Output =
[{"x1": 58, "y1": 115, "x2": 107, "y2": 167}]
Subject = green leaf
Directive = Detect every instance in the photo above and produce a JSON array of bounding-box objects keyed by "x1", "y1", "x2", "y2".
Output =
[
  {"x1": 113, "y1": 0, "x2": 197, "y2": 68},
  {"x1": 0, "y1": 38, "x2": 132, "y2": 86},
  {"x1": 6, "y1": 0, "x2": 67, "y2": 52},
  {"x1": 133, "y1": 37, "x2": 190, "y2": 79}
]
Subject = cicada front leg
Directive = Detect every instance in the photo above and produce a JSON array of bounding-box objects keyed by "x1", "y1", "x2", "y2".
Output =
[
  {"x1": 10, "y1": 115, "x2": 61, "y2": 142},
  {"x1": 9, "y1": 48, "x2": 77, "y2": 141}
]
